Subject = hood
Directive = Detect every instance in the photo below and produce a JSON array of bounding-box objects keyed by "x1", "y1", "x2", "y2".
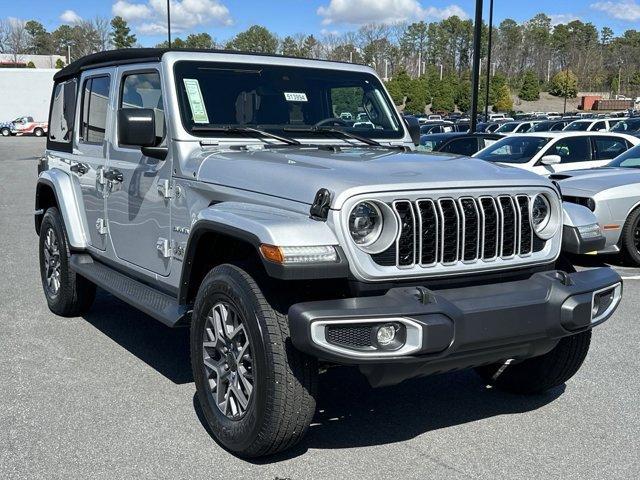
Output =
[
  {"x1": 195, "y1": 147, "x2": 554, "y2": 209},
  {"x1": 552, "y1": 167, "x2": 640, "y2": 195}
]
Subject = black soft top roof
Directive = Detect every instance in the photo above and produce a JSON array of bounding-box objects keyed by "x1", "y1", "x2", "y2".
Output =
[{"x1": 54, "y1": 48, "x2": 360, "y2": 82}]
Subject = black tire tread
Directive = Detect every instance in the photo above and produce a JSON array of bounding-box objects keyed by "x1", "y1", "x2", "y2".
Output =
[
  {"x1": 194, "y1": 264, "x2": 317, "y2": 457},
  {"x1": 620, "y1": 207, "x2": 640, "y2": 267},
  {"x1": 39, "y1": 207, "x2": 96, "y2": 317},
  {"x1": 476, "y1": 330, "x2": 591, "y2": 394}
]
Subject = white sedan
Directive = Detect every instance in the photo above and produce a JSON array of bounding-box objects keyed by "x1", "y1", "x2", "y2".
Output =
[{"x1": 473, "y1": 131, "x2": 640, "y2": 175}]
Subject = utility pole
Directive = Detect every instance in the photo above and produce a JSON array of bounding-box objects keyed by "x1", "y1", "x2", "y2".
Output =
[
  {"x1": 470, "y1": 0, "x2": 484, "y2": 132},
  {"x1": 384, "y1": 59, "x2": 389, "y2": 81},
  {"x1": 439, "y1": 63, "x2": 443, "y2": 81},
  {"x1": 484, "y1": 0, "x2": 493, "y2": 120},
  {"x1": 547, "y1": 59, "x2": 551, "y2": 83},
  {"x1": 167, "y1": 0, "x2": 172, "y2": 48}
]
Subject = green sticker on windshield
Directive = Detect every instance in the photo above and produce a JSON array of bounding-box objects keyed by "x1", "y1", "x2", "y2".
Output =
[{"x1": 183, "y1": 78, "x2": 209, "y2": 124}]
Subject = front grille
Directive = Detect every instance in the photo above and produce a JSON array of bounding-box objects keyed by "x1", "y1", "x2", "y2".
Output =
[
  {"x1": 326, "y1": 325, "x2": 373, "y2": 349},
  {"x1": 373, "y1": 194, "x2": 544, "y2": 269}
]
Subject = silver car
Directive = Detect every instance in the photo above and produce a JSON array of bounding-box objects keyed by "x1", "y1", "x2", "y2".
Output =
[{"x1": 552, "y1": 144, "x2": 640, "y2": 265}]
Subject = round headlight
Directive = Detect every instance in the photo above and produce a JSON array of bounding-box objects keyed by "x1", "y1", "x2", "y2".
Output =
[
  {"x1": 532, "y1": 194, "x2": 551, "y2": 232},
  {"x1": 531, "y1": 193, "x2": 560, "y2": 240},
  {"x1": 349, "y1": 201, "x2": 382, "y2": 247}
]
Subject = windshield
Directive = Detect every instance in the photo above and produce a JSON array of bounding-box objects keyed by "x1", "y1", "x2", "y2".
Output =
[
  {"x1": 495, "y1": 122, "x2": 518, "y2": 133},
  {"x1": 418, "y1": 135, "x2": 452, "y2": 152},
  {"x1": 564, "y1": 121, "x2": 591, "y2": 131},
  {"x1": 611, "y1": 118, "x2": 640, "y2": 132},
  {"x1": 174, "y1": 61, "x2": 403, "y2": 140},
  {"x1": 532, "y1": 122, "x2": 555, "y2": 132},
  {"x1": 608, "y1": 145, "x2": 640, "y2": 168},
  {"x1": 475, "y1": 136, "x2": 551, "y2": 164}
]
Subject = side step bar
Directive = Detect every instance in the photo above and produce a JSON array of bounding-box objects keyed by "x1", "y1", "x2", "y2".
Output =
[{"x1": 70, "y1": 254, "x2": 189, "y2": 327}]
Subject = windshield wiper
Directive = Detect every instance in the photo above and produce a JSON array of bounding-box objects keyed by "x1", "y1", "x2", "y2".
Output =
[
  {"x1": 191, "y1": 125, "x2": 300, "y2": 146},
  {"x1": 283, "y1": 126, "x2": 382, "y2": 147}
]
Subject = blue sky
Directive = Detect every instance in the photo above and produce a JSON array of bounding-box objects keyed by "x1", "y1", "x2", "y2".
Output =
[{"x1": 6, "y1": 0, "x2": 640, "y2": 45}]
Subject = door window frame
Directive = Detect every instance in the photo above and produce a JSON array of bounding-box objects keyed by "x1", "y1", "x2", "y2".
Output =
[
  {"x1": 113, "y1": 64, "x2": 166, "y2": 153},
  {"x1": 78, "y1": 74, "x2": 112, "y2": 147}
]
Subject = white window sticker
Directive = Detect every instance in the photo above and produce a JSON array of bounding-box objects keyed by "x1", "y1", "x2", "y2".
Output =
[
  {"x1": 284, "y1": 92, "x2": 308, "y2": 102},
  {"x1": 183, "y1": 78, "x2": 209, "y2": 124}
]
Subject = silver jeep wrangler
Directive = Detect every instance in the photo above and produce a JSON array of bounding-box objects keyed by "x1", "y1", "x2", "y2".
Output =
[{"x1": 36, "y1": 49, "x2": 622, "y2": 457}]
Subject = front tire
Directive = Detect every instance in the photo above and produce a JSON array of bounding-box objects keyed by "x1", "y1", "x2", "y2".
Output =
[
  {"x1": 620, "y1": 207, "x2": 640, "y2": 267},
  {"x1": 475, "y1": 330, "x2": 592, "y2": 394},
  {"x1": 191, "y1": 264, "x2": 317, "y2": 457},
  {"x1": 39, "y1": 207, "x2": 96, "y2": 317}
]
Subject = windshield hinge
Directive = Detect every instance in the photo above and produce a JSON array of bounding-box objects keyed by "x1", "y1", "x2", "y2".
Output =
[{"x1": 310, "y1": 188, "x2": 332, "y2": 221}]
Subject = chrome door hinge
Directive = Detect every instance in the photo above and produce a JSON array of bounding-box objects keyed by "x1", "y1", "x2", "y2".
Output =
[
  {"x1": 158, "y1": 180, "x2": 180, "y2": 199},
  {"x1": 97, "y1": 168, "x2": 106, "y2": 186},
  {"x1": 96, "y1": 218, "x2": 108, "y2": 235},
  {"x1": 156, "y1": 237, "x2": 172, "y2": 258}
]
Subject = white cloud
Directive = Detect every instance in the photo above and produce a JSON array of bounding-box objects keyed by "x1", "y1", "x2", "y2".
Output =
[
  {"x1": 590, "y1": 0, "x2": 640, "y2": 20},
  {"x1": 112, "y1": 0, "x2": 233, "y2": 35},
  {"x1": 60, "y1": 9, "x2": 83, "y2": 24},
  {"x1": 548, "y1": 13, "x2": 580, "y2": 25},
  {"x1": 317, "y1": 0, "x2": 468, "y2": 25}
]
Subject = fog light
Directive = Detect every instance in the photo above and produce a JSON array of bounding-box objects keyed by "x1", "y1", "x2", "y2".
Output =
[
  {"x1": 376, "y1": 324, "x2": 397, "y2": 346},
  {"x1": 578, "y1": 223, "x2": 602, "y2": 239}
]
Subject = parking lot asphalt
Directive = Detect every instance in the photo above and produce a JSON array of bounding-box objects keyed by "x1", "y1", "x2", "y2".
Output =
[{"x1": 1, "y1": 136, "x2": 639, "y2": 480}]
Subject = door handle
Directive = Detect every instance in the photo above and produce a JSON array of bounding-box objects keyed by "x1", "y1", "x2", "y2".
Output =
[
  {"x1": 104, "y1": 169, "x2": 124, "y2": 183},
  {"x1": 70, "y1": 163, "x2": 89, "y2": 175}
]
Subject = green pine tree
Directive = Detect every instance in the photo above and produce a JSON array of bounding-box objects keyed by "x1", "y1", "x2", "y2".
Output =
[
  {"x1": 519, "y1": 70, "x2": 540, "y2": 101},
  {"x1": 110, "y1": 16, "x2": 136, "y2": 49}
]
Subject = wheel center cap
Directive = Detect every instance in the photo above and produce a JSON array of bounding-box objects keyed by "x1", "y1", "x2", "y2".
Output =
[{"x1": 226, "y1": 352, "x2": 237, "y2": 372}]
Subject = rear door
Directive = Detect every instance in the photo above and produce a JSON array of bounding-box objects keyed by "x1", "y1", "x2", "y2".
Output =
[
  {"x1": 592, "y1": 136, "x2": 630, "y2": 167},
  {"x1": 105, "y1": 66, "x2": 172, "y2": 276},
  {"x1": 73, "y1": 70, "x2": 114, "y2": 251}
]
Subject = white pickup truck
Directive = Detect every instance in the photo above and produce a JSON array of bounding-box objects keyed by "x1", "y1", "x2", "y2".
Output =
[{"x1": 0, "y1": 116, "x2": 48, "y2": 137}]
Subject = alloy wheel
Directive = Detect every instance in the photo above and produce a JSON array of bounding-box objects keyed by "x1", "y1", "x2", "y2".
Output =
[
  {"x1": 43, "y1": 227, "x2": 61, "y2": 296},
  {"x1": 202, "y1": 301, "x2": 254, "y2": 419}
]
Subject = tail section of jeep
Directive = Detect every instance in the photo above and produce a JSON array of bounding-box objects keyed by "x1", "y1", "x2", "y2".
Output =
[{"x1": 35, "y1": 49, "x2": 622, "y2": 457}]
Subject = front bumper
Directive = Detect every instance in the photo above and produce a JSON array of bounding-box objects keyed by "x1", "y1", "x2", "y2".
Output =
[{"x1": 288, "y1": 267, "x2": 622, "y2": 386}]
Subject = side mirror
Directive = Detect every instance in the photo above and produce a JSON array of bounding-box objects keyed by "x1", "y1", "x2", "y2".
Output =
[
  {"x1": 404, "y1": 116, "x2": 421, "y2": 146},
  {"x1": 118, "y1": 108, "x2": 157, "y2": 147},
  {"x1": 541, "y1": 154, "x2": 561, "y2": 165}
]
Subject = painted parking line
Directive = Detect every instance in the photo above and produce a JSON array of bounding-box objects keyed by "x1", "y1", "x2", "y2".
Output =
[{"x1": 621, "y1": 275, "x2": 640, "y2": 280}]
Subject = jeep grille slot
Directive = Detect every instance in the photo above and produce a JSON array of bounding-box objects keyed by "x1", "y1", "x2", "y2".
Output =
[{"x1": 380, "y1": 194, "x2": 541, "y2": 269}]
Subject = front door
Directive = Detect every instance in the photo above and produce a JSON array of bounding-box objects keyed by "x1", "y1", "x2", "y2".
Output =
[
  {"x1": 105, "y1": 66, "x2": 172, "y2": 276},
  {"x1": 74, "y1": 71, "x2": 113, "y2": 251}
]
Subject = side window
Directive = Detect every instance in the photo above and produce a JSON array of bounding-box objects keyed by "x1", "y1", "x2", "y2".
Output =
[
  {"x1": 120, "y1": 71, "x2": 165, "y2": 145},
  {"x1": 80, "y1": 75, "x2": 110, "y2": 145},
  {"x1": 548, "y1": 137, "x2": 592, "y2": 163},
  {"x1": 593, "y1": 137, "x2": 628, "y2": 160},
  {"x1": 48, "y1": 79, "x2": 77, "y2": 149},
  {"x1": 592, "y1": 121, "x2": 606, "y2": 131}
]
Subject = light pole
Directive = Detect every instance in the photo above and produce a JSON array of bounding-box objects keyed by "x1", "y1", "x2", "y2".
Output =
[
  {"x1": 484, "y1": 0, "x2": 494, "y2": 120},
  {"x1": 470, "y1": 0, "x2": 484, "y2": 132}
]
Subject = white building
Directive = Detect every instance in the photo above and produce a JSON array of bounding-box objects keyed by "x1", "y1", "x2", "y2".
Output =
[
  {"x1": 0, "y1": 69, "x2": 56, "y2": 121},
  {"x1": 0, "y1": 53, "x2": 65, "y2": 69}
]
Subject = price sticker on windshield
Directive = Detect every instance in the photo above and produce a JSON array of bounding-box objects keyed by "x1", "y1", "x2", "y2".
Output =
[
  {"x1": 183, "y1": 78, "x2": 210, "y2": 124},
  {"x1": 284, "y1": 92, "x2": 308, "y2": 102}
]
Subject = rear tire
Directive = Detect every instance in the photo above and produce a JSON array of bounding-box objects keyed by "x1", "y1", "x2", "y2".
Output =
[
  {"x1": 33, "y1": 127, "x2": 44, "y2": 137},
  {"x1": 39, "y1": 207, "x2": 96, "y2": 317},
  {"x1": 0, "y1": 127, "x2": 10, "y2": 137},
  {"x1": 620, "y1": 208, "x2": 640, "y2": 267},
  {"x1": 475, "y1": 330, "x2": 592, "y2": 394},
  {"x1": 191, "y1": 264, "x2": 317, "y2": 457}
]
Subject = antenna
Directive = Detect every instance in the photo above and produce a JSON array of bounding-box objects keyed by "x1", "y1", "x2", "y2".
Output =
[{"x1": 167, "y1": 0, "x2": 172, "y2": 48}]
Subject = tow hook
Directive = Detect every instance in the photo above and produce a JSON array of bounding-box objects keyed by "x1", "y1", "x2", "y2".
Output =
[
  {"x1": 415, "y1": 286, "x2": 436, "y2": 305},
  {"x1": 551, "y1": 270, "x2": 574, "y2": 286}
]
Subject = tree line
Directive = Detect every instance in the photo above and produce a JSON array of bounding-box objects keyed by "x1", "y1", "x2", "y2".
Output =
[{"x1": 1, "y1": 13, "x2": 638, "y2": 113}]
